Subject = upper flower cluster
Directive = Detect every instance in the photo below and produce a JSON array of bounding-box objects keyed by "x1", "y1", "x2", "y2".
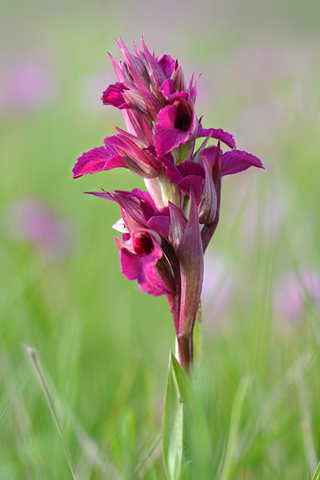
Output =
[{"x1": 73, "y1": 37, "x2": 263, "y2": 370}]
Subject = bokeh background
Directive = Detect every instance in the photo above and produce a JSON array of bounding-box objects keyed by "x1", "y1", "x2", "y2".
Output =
[{"x1": 1, "y1": 0, "x2": 320, "y2": 478}]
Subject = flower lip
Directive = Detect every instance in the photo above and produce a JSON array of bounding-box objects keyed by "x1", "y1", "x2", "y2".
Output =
[
  {"x1": 154, "y1": 100, "x2": 196, "y2": 157},
  {"x1": 174, "y1": 98, "x2": 193, "y2": 132},
  {"x1": 132, "y1": 230, "x2": 154, "y2": 255}
]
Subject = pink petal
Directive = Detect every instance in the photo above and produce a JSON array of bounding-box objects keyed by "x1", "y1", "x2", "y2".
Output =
[
  {"x1": 156, "y1": 54, "x2": 176, "y2": 78},
  {"x1": 202, "y1": 145, "x2": 218, "y2": 167},
  {"x1": 197, "y1": 124, "x2": 235, "y2": 149},
  {"x1": 221, "y1": 150, "x2": 264, "y2": 176},
  {"x1": 147, "y1": 215, "x2": 170, "y2": 238},
  {"x1": 158, "y1": 79, "x2": 188, "y2": 103},
  {"x1": 101, "y1": 82, "x2": 129, "y2": 109},
  {"x1": 72, "y1": 142, "x2": 126, "y2": 179}
]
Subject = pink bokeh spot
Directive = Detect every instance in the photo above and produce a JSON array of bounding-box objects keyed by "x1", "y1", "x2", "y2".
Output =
[
  {"x1": 7, "y1": 199, "x2": 73, "y2": 259},
  {"x1": 0, "y1": 61, "x2": 57, "y2": 113},
  {"x1": 273, "y1": 269, "x2": 320, "y2": 321}
]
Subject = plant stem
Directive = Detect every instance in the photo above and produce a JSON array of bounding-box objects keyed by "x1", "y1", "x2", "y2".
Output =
[
  {"x1": 177, "y1": 302, "x2": 202, "y2": 374},
  {"x1": 177, "y1": 333, "x2": 193, "y2": 374}
]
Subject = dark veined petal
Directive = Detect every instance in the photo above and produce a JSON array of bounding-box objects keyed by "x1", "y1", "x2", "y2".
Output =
[
  {"x1": 125, "y1": 65, "x2": 162, "y2": 120},
  {"x1": 86, "y1": 188, "x2": 159, "y2": 231},
  {"x1": 114, "y1": 137, "x2": 159, "y2": 178},
  {"x1": 116, "y1": 37, "x2": 150, "y2": 85},
  {"x1": 122, "y1": 109, "x2": 154, "y2": 144}
]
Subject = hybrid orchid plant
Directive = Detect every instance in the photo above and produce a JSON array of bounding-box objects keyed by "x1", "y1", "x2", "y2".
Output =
[{"x1": 73, "y1": 37, "x2": 263, "y2": 374}]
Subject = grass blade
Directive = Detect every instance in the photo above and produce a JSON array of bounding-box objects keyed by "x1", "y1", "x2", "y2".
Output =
[
  {"x1": 312, "y1": 462, "x2": 320, "y2": 480},
  {"x1": 219, "y1": 375, "x2": 251, "y2": 480},
  {"x1": 162, "y1": 350, "x2": 192, "y2": 480},
  {"x1": 24, "y1": 345, "x2": 80, "y2": 480}
]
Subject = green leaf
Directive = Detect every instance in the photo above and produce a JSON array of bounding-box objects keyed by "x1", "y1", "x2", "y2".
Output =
[
  {"x1": 162, "y1": 351, "x2": 192, "y2": 480},
  {"x1": 312, "y1": 462, "x2": 320, "y2": 480}
]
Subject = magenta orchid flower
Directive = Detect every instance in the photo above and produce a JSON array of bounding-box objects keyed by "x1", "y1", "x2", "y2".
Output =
[{"x1": 73, "y1": 37, "x2": 264, "y2": 372}]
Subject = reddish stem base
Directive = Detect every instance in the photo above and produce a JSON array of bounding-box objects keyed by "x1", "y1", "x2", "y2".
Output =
[{"x1": 177, "y1": 333, "x2": 193, "y2": 374}]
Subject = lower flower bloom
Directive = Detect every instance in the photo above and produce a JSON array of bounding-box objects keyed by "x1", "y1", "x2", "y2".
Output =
[{"x1": 115, "y1": 227, "x2": 175, "y2": 296}]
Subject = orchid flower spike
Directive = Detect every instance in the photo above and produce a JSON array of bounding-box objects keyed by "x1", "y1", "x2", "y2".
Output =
[{"x1": 73, "y1": 37, "x2": 264, "y2": 372}]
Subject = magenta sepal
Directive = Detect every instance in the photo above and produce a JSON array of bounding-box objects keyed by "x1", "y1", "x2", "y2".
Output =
[
  {"x1": 202, "y1": 145, "x2": 264, "y2": 176},
  {"x1": 86, "y1": 188, "x2": 158, "y2": 232},
  {"x1": 220, "y1": 149, "x2": 264, "y2": 175},
  {"x1": 156, "y1": 54, "x2": 176, "y2": 79},
  {"x1": 72, "y1": 136, "x2": 127, "y2": 179},
  {"x1": 74, "y1": 134, "x2": 160, "y2": 180}
]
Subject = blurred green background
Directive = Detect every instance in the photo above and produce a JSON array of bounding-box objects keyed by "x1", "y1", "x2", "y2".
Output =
[{"x1": 1, "y1": 0, "x2": 320, "y2": 478}]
